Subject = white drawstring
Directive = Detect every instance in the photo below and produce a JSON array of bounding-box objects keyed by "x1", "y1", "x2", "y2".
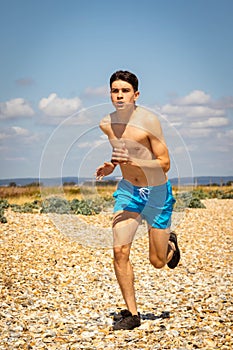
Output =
[{"x1": 138, "y1": 187, "x2": 150, "y2": 200}]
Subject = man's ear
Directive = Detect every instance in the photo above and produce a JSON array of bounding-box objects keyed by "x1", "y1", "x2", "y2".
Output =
[{"x1": 134, "y1": 91, "x2": 140, "y2": 101}]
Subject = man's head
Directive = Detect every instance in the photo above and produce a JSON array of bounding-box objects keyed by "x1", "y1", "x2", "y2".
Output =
[
  {"x1": 110, "y1": 70, "x2": 139, "y2": 92},
  {"x1": 110, "y1": 70, "x2": 140, "y2": 109}
]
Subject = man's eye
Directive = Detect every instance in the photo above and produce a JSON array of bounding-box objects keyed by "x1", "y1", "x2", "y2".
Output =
[
  {"x1": 122, "y1": 89, "x2": 130, "y2": 93},
  {"x1": 111, "y1": 89, "x2": 118, "y2": 93}
]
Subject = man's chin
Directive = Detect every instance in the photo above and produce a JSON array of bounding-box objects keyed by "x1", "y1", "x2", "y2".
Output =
[
  {"x1": 115, "y1": 103, "x2": 125, "y2": 109},
  {"x1": 114, "y1": 102, "x2": 134, "y2": 110}
]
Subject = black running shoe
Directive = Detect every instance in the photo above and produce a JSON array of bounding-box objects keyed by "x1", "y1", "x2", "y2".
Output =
[
  {"x1": 113, "y1": 309, "x2": 132, "y2": 322},
  {"x1": 113, "y1": 312, "x2": 141, "y2": 330},
  {"x1": 167, "y1": 232, "x2": 181, "y2": 269}
]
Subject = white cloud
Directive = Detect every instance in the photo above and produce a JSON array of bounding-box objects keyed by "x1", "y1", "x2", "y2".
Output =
[
  {"x1": 12, "y1": 126, "x2": 30, "y2": 136},
  {"x1": 38, "y1": 93, "x2": 82, "y2": 117},
  {"x1": 171, "y1": 144, "x2": 198, "y2": 155},
  {"x1": 160, "y1": 90, "x2": 227, "y2": 123},
  {"x1": 0, "y1": 126, "x2": 39, "y2": 145},
  {"x1": 217, "y1": 129, "x2": 233, "y2": 145},
  {"x1": 0, "y1": 98, "x2": 35, "y2": 119},
  {"x1": 5, "y1": 156, "x2": 27, "y2": 161},
  {"x1": 190, "y1": 117, "x2": 229, "y2": 128},
  {"x1": 174, "y1": 90, "x2": 211, "y2": 105},
  {"x1": 77, "y1": 139, "x2": 107, "y2": 149},
  {"x1": 153, "y1": 90, "x2": 232, "y2": 179},
  {"x1": 169, "y1": 122, "x2": 183, "y2": 127},
  {"x1": 0, "y1": 132, "x2": 9, "y2": 140},
  {"x1": 181, "y1": 128, "x2": 213, "y2": 138},
  {"x1": 226, "y1": 129, "x2": 233, "y2": 138},
  {"x1": 161, "y1": 104, "x2": 225, "y2": 118},
  {"x1": 158, "y1": 90, "x2": 231, "y2": 149},
  {"x1": 214, "y1": 96, "x2": 233, "y2": 109},
  {"x1": 77, "y1": 142, "x2": 90, "y2": 148}
]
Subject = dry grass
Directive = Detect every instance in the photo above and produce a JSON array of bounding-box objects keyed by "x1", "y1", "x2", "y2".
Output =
[
  {"x1": 1, "y1": 184, "x2": 231, "y2": 205},
  {"x1": 195, "y1": 185, "x2": 231, "y2": 192},
  {"x1": 0, "y1": 186, "x2": 41, "y2": 205},
  {"x1": 0, "y1": 185, "x2": 117, "y2": 204},
  {"x1": 172, "y1": 184, "x2": 231, "y2": 193}
]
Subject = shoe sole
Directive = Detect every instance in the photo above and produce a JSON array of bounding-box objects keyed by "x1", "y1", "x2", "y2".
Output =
[{"x1": 167, "y1": 232, "x2": 180, "y2": 269}]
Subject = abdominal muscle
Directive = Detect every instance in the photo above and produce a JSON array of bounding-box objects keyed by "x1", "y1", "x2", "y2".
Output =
[
  {"x1": 120, "y1": 163, "x2": 167, "y2": 187},
  {"x1": 110, "y1": 131, "x2": 168, "y2": 187}
]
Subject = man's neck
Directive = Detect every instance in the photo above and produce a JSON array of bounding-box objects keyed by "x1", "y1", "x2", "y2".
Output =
[{"x1": 115, "y1": 105, "x2": 137, "y2": 123}]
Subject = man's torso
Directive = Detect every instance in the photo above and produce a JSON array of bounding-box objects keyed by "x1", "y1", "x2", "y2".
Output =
[{"x1": 101, "y1": 106, "x2": 167, "y2": 186}]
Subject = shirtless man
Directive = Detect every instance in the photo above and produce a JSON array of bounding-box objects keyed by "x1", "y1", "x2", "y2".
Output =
[{"x1": 95, "y1": 70, "x2": 180, "y2": 330}]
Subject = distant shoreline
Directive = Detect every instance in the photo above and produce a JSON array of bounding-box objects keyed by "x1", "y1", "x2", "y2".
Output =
[{"x1": 0, "y1": 175, "x2": 232, "y2": 187}]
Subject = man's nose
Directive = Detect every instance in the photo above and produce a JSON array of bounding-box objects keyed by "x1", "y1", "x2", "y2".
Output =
[{"x1": 117, "y1": 90, "x2": 123, "y2": 99}]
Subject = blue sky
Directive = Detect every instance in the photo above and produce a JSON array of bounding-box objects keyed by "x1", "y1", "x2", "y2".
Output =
[{"x1": 0, "y1": 0, "x2": 232, "y2": 180}]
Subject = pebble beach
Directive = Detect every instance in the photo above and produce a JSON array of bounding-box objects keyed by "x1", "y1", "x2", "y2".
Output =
[{"x1": 0, "y1": 199, "x2": 232, "y2": 349}]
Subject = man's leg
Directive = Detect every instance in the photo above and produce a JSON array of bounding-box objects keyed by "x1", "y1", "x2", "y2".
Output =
[
  {"x1": 148, "y1": 227, "x2": 175, "y2": 268},
  {"x1": 112, "y1": 210, "x2": 141, "y2": 316}
]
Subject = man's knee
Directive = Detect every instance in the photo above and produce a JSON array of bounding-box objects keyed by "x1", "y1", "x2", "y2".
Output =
[
  {"x1": 114, "y1": 245, "x2": 130, "y2": 262},
  {"x1": 149, "y1": 254, "x2": 166, "y2": 269}
]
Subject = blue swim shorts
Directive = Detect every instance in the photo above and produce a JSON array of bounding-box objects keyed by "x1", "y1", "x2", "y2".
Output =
[{"x1": 113, "y1": 179, "x2": 176, "y2": 229}]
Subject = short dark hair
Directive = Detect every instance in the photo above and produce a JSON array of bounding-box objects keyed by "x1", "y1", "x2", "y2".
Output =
[{"x1": 110, "y1": 70, "x2": 139, "y2": 92}]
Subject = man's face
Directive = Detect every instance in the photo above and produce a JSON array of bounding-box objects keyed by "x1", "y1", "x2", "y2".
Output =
[{"x1": 110, "y1": 79, "x2": 139, "y2": 110}]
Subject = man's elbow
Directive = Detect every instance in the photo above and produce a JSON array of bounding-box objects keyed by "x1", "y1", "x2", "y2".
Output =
[{"x1": 163, "y1": 159, "x2": 170, "y2": 173}]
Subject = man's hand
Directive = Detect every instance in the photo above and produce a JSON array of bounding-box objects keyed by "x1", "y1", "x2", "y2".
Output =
[
  {"x1": 95, "y1": 162, "x2": 115, "y2": 180},
  {"x1": 111, "y1": 144, "x2": 131, "y2": 165}
]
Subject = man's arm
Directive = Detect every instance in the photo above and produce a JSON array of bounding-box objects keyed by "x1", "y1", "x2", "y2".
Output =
[
  {"x1": 111, "y1": 115, "x2": 170, "y2": 174},
  {"x1": 95, "y1": 116, "x2": 117, "y2": 180},
  {"x1": 142, "y1": 132, "x2": 170, "y2": 173},
  {"x1": 111, "y1": 146, "x2": 169, "y2": 173},
  {"x1": 95, "y1": 161, "x2": 116, "y2": 180}
]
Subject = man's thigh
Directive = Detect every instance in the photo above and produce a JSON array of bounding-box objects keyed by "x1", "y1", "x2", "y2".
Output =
[
  {"x1": 113, "y1": 210, "x2": 141, "y2": 247},
  {"x1": 148, "y1": 226, "x2": 170, "y2": 261}
]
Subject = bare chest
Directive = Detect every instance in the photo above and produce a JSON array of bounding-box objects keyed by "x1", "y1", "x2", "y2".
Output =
[{"x1": 109, "y1": 125, "x2": 153, "y2": 159}]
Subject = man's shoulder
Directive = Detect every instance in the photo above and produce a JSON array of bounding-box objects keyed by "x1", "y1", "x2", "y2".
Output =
[
  {"x1": 100, "y1": 113, "x2": 112, "y2": 132},
  {"x1": 135, "y1": 106, "x2": 160, "y2": 124},
  {"x1": 100, "y1": 113, "x2": 110, "y2": 123}
]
